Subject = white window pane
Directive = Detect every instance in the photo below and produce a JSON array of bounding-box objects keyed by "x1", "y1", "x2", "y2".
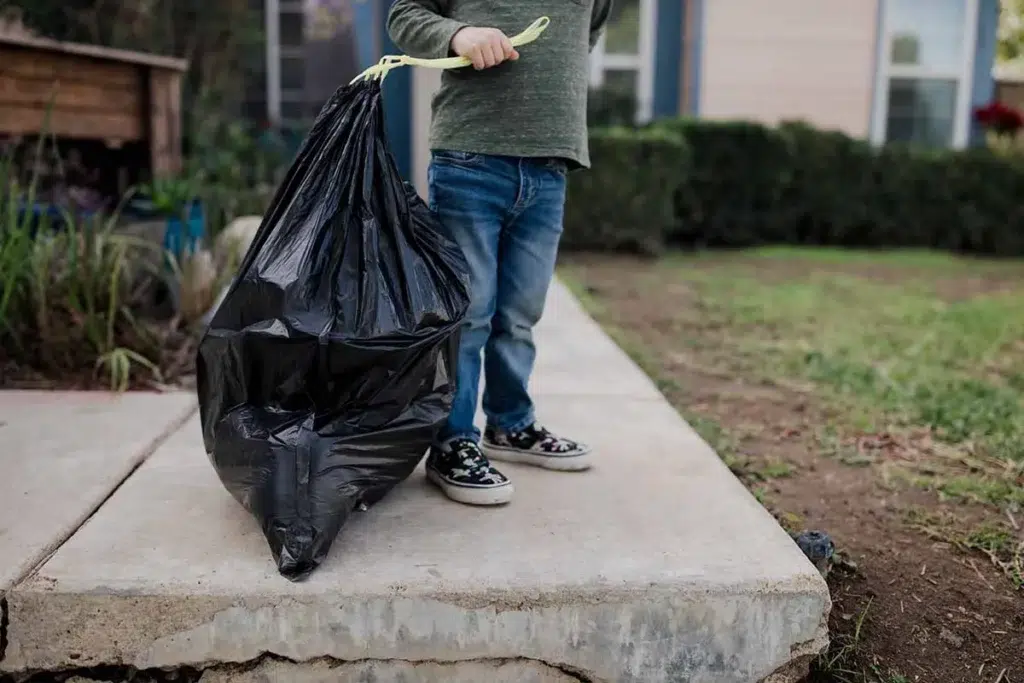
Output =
[
  {"x1": 885, "y1": 77, "x2": 958, "y2": 146},
  {"x1": 887, "y1": 0, "x2": 966, "y2": 72},
  {"x1": 605, "y1": 0, "x2": 640, "y2": 55}
]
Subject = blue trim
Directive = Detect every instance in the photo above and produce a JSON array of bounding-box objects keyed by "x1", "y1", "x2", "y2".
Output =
[
  {"x1": 868, "y1": 0, "x2": 885, "y2": 141},
  {"x1": 687, "y1": 0, "x2": 704, "y2": 115},
  {"x1": 652, "y1": 0, "x2": 683, "y2": 117},
  {"x1": 970, "y1": 0, "x2": 999, "y2": 146},
  {"x1": 353, "y1": 1, "x2": 378, "y2": 70},
  {"x1": 379, "y1": 0, "x2": 412, "y2": 180}
]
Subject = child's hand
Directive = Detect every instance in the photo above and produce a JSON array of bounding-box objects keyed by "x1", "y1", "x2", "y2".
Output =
[{"x1": 451, "y1": 27, "x2": 519, "y2": 70}]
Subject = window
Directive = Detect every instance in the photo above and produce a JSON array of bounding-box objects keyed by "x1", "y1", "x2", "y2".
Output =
[
  {"x1": 589, "y1": 0, "x2": 657, "y2": 122},
  {"x1": 280, "y1": 55, "x2": 305, "y2": 92},
  {"x1": 264, "y1": 0, "x2": 362, "y2": 126},
  {"x1": 279, "y1": 10, "x2": 305, "y2": 47},
  {"x1": 871, "y1": 0, "x2": 979, "y2": 147}
]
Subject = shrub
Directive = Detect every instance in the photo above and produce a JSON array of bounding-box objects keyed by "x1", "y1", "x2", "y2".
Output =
[
  {"x1": 0, "y1": 208, "x2": 165, "y2": 389},
  {"x1": 185, "y1": 119, "x2": 288, "y2": 239},
  {"x1": 0, "y1": 140, "x2": 198, "y2": 390},
  {"x1": 587, "y1": 87, "x2": 637, "y2": 128},
  {"x1": 570, "y1": 117, "x2": 1024, "y2": 256},
  {"x1": 659, "y1": 119, "x2": 796, "y2": 247},
  {"x1": 563, "y1": 127, "x2": 688, "y2": 255}
]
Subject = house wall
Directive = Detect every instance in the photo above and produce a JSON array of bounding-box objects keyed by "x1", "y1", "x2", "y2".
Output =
[
  {"x1": 996, "y1": 80, "x2": 1024, "y2": 110},
  {"x1": 970, "y1": 0, "x2": 999, "y2": 143},
  {"x1": 698, "y1": 0, "x2": 879, "y2": 137},
  {"x1": 412, "y1": 67, "x2": 441, "y2": 199},
  {"x1": 380, "y1": 3, "x2": 413, "y2": 181}
]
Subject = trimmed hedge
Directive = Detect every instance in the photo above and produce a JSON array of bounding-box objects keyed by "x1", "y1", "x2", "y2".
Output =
[
  {"x1": 565, "y1": 119, "x2": 1024, "y2": 256},
  {"x1": 563, "y1": 127, "x2": 688, "y2": 255}
]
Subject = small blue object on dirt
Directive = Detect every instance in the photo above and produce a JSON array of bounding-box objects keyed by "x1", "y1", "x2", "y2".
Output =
[{"x1": 793, "y1": 531, "x2": 835, "y2": 576}]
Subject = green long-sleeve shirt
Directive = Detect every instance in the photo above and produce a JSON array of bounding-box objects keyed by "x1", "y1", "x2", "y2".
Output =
[{"x1": 386, "y1": 0, "x2": 612, "y2": 169}]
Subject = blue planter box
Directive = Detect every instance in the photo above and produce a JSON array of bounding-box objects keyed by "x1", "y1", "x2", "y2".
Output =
[{"x1": 162, "y1": 201, "x2": 206, "y2": 257}]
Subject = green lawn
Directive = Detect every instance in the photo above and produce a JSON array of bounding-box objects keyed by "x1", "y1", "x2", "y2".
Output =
[
  {"x1": 565, "y1": 248, "x2": 1024, "y2": 508},
  {"x1": 562, "y1": 247, "x2": 1024, "y2": 681}
]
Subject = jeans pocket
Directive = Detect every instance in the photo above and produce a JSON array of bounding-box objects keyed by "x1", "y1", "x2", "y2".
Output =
[
  {"x1": 433, "y1": 150, "x2": 485, "y2": 168},
  {"x1": 542, "y1": 159, "x2": 568, "y2": 176}
]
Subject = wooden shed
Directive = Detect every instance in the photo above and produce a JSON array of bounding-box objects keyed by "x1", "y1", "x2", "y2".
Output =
[{"x1": 0, "y1": 32, "x2": 189, "y2": 176}]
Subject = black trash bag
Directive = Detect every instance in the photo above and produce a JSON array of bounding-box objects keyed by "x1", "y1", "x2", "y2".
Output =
[{"x1": 196, "y1": 78, "x2": 469, "y2": 581}]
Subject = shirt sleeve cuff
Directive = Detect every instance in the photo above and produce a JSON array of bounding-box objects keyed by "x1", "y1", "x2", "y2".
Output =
[{"x1": 431, "y1": 18, "x2": 470, "y2": 60}]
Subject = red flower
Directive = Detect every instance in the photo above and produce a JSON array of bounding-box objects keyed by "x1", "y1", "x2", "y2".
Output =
[{"x1": 974, "y1": 101, "x2": 1024, "y2": 136}]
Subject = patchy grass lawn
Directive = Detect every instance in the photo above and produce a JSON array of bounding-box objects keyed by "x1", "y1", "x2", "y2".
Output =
[{"x1": 560, "y1": 248, "x2": 1024, "y2": 683}]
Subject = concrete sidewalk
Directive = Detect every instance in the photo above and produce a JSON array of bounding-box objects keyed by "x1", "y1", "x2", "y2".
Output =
[
  {"x1": 1, "y1": 282, "x2": 829, "y2": 683},
  {"x1": 0, "y1": 391, "x2": 196, "y2": 594}
]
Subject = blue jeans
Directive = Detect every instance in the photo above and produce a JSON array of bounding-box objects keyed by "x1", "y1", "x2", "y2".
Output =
[{"x1": 428, "y1": 151, "x2": 567, "y2": 444}]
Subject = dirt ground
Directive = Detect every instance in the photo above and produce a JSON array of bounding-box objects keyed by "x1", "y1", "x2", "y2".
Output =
[{"x1": 561, "y1": 250, "x2": 1024, "y2": 683}]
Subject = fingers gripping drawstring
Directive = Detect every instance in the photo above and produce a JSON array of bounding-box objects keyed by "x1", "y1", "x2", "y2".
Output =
[{"x1": 350, "y1": 16, "x2": 551, "y2": 84}]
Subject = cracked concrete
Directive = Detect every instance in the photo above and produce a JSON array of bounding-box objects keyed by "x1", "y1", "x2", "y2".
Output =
[
  {"x1": 5, "y1": 588, "x2": 827, "y2": 681},
  {"x1": 0, "y1": 283, "x2": 829, "y2": 682},
  {"x1": 759, "y1": 654, "x2": 815, "y2": 683},
  {"x1": 2, "y1": 656, "x2": 587, "y2": 683},
  {"x1": 1, "y1": 596, "x2": 8, "y2": 665},
  {"x1": 0, "y1": 391, "x2": 196, "y2": 674},
  {"x1": 198, "y1": 656, "x2": 591, "y2": 683}
]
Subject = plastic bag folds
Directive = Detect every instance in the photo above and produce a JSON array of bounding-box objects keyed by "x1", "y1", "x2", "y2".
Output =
[{"x1": 196, "y1": 79, "x2": 469, "y2": 581}]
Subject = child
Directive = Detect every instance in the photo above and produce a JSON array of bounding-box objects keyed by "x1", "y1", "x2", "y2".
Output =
[{"x1": 387, "y1": 0, "x2": 611, "y2": 506}]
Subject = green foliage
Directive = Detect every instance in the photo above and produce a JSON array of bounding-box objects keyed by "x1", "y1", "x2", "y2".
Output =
[
  {"x1": 663, "y1": 117, "x2": 1024, "y2": 253},
  {"x1": 563, "y1": 127, "x2": 688, "y2": 255},
  {"x1": 185, "y1": 118, "x2": 289, "y2": 238},
  {"x1": 587, "y1": 87, "x2": 637, "y2": 128},
  {"x1": 7, "y1": 0, "x2": 264, "y2": 143},
  {"x1": 138, "y1": 174, "x2": 198, "y2": 220},
  {"x1": 135, "y1": 120, "x2": 289, "y2": 241},
  {"x1": 666, "y1": 120, "x2": 797, "y2": 247},
  {"x1": 569, "y1": 118, "x2": 1024, "y2": 256},
  {"x1": 999, "y1": 0, "x2": 1024, "y2": 61},
  {"x1": 0, "y1": 136, "x2": 193, "y2": 389}
]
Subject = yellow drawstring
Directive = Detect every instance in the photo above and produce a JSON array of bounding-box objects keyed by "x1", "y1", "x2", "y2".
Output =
[{"x1": 350, "y1": 16, "x2": 551, "y2": 84}]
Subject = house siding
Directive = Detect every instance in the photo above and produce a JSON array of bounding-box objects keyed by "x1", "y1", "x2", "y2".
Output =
[
  {"x1": 653, "y1": 0, "x2": 684, "y2": 117},
  {"x1": 970, "y1": 0, "x2": 999, "y2": 144},
  {"x1": 412, "y1": 67, "x2": 441, "y2": 199},
  {"x1": 680, "y1": 0, "x2": 704, "y2": 114},
  {"x1": 698, "y1": 0, "x2": 879, "y2": 137},
  {"x1": 381, "y1": 0, "x2": 413, "y2": 180}
]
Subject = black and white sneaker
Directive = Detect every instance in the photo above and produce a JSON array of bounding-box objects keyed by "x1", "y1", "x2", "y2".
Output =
[
  {"x1": 425, "y1": 439, "x2": 514, "y2": 506},
  {"x1": 483, "y1": 423, "x2": 592, "y2": 471}
]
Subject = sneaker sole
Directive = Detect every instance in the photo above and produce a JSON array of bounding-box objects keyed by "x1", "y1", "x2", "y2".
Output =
[
  {"x1": 482, "y1": 443, "x2": 593, "y2": 472},
  {"x1": 426, "y1": 468, "x2": 514, "y2": 506}
]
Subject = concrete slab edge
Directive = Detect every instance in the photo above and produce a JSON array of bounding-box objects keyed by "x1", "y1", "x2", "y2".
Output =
[
  {"x1": 0, "y1": 397, "x2": 198, "y2": 668},
  {"x1": 3, "y1": 583, "x2": 828, "y2": 682},
  {"x1": 0, "y1": 654, "x2": 817, "y2": 683},
  {"x1": 0, "y1": 598, "x2": 6, "y2": 674}
]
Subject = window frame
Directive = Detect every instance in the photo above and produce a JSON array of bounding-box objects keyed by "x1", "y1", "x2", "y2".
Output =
[
  {"x1": 869, "y1": 0, "x2": 980, "y2": 148},
  {"x1": 589, "y1": 0, "x2": 659, "y2": 123}
]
